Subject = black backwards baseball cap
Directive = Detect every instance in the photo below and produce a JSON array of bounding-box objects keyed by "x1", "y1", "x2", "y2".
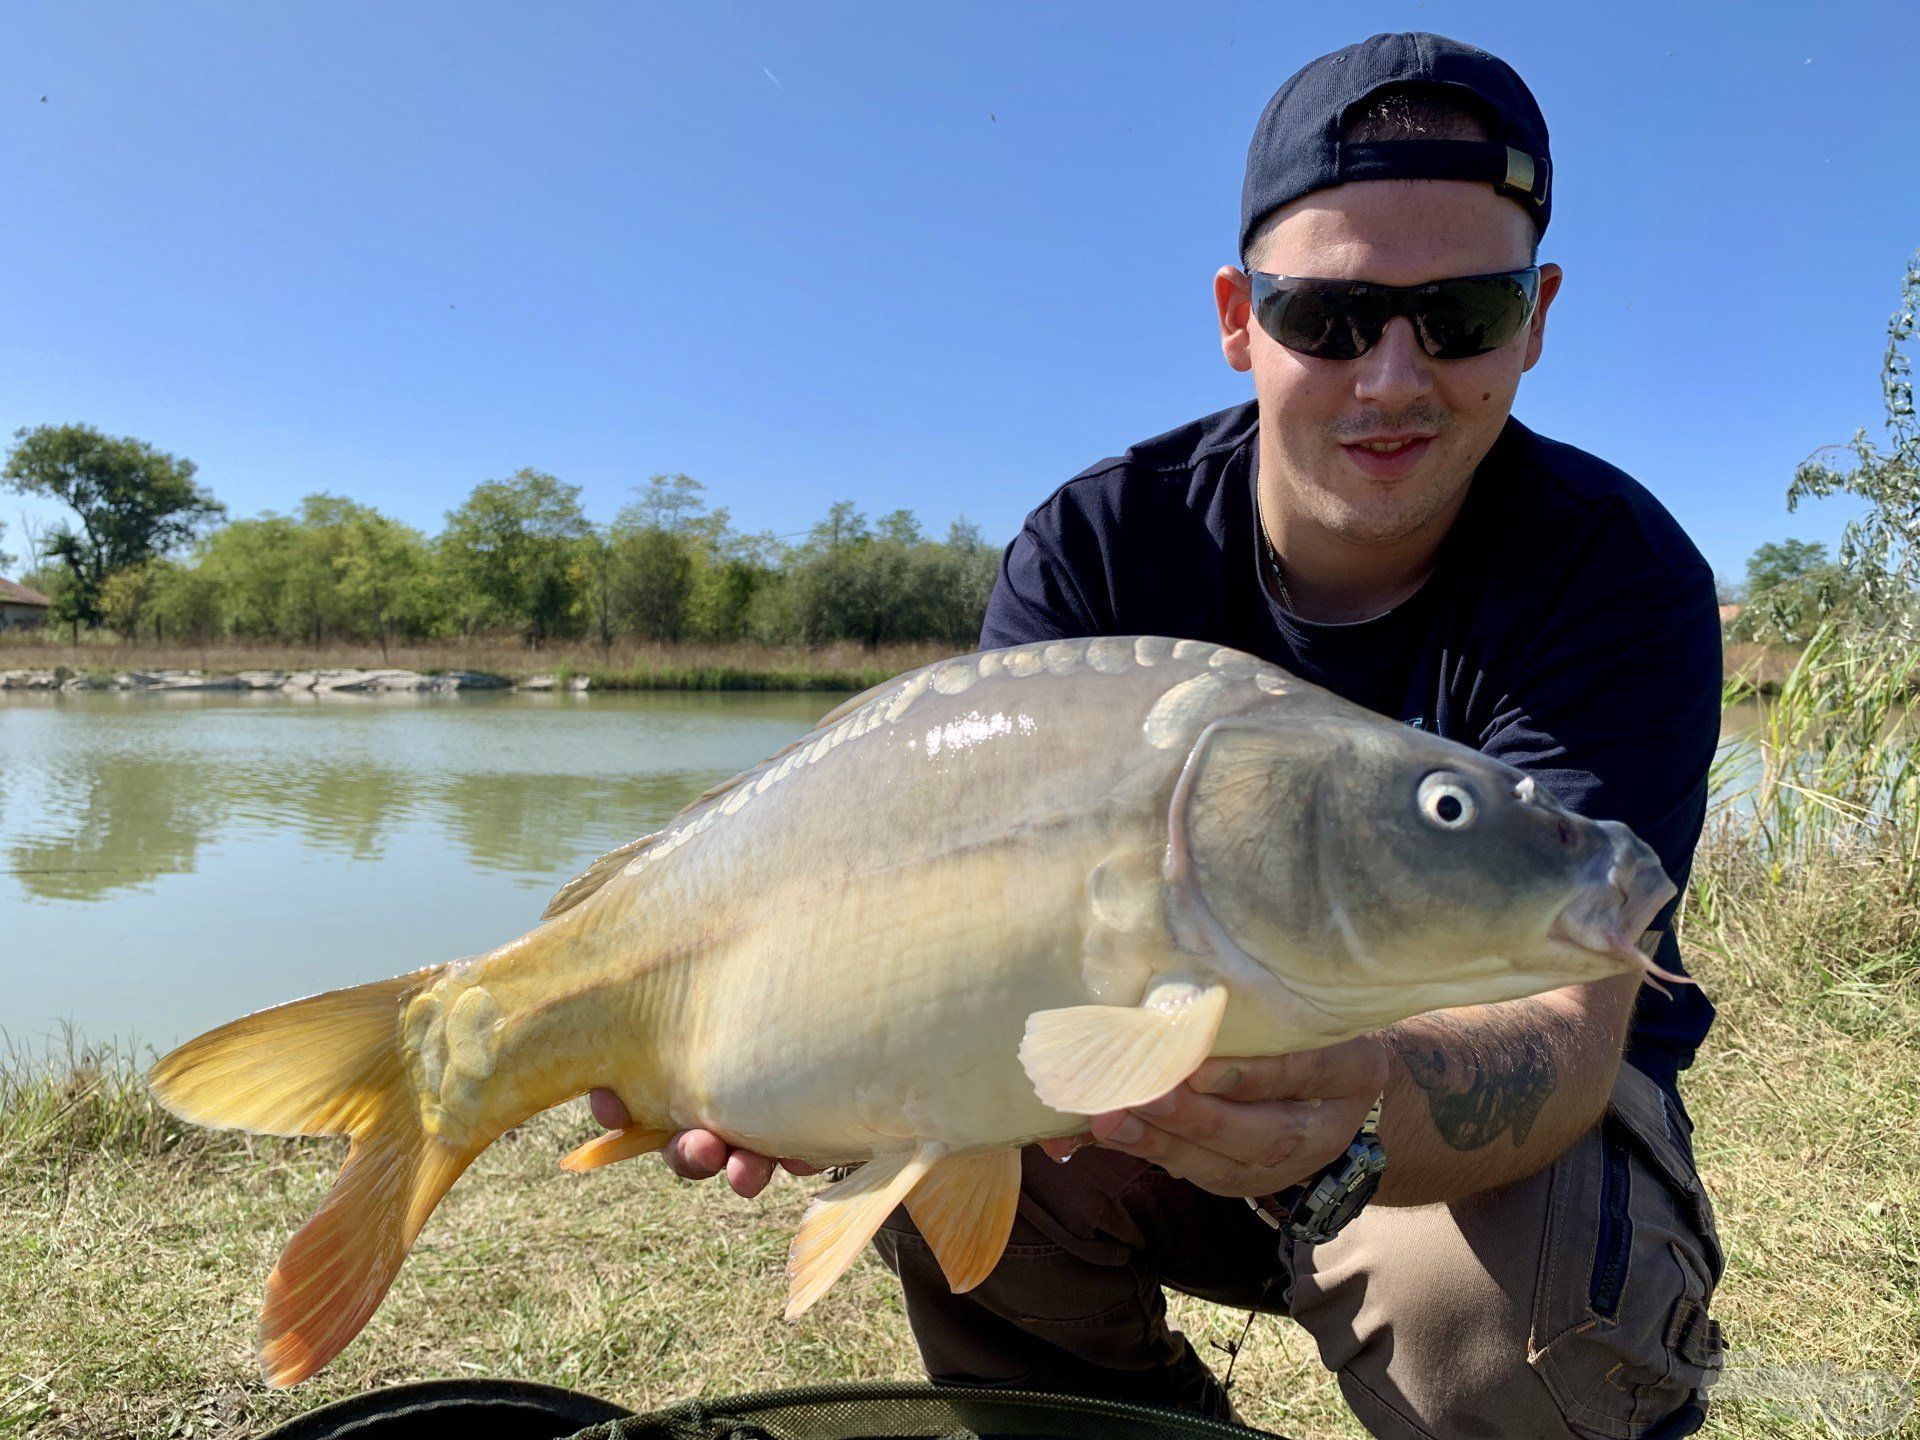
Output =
[{"x1": 1239, "y1": 32, "x2": 1552, "y2": 262}]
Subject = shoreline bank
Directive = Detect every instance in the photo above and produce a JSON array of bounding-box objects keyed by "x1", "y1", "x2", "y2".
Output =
[
  {"x1": 0, "y1": 661, "x2": 906, "y2": 695},
  {"x1": 0, "y1": 637, "x2": 1806, "y2": 699}
]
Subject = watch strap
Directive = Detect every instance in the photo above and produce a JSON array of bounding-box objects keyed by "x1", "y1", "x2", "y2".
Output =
[{"x1": 1246, "y1": 1094, "x2": 1387, "y2": 1244}]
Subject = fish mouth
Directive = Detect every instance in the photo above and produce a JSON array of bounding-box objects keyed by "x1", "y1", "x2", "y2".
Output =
[{"x1": 1547, "y1": 826, "x2": 1688, "y2": 993}]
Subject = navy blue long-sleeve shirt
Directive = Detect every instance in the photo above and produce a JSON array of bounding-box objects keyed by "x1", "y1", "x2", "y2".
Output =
[{"x1": 982, "y1": 401, "x2": 1721, "y2": 1104}]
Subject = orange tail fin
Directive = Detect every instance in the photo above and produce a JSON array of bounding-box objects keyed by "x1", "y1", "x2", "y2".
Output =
[{"x1": 147, "y1": 967, "x2": 483, "y2": 1386}]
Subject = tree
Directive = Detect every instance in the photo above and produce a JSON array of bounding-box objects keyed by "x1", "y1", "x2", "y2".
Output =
[
  {"x1": 440, "y1": 469, "x2": 592, "y2": 646},
  {"x1": 2, "y1": 424, "x2": 224, "y2": 628},
  {"x1": 603, "y1": 478, "x2": 710, "y2": 643},
  {"x1": 98, "y1": 560, "x2": 167, "y2": 640},
  {"x1": 628, "y1": 473, "x2": 708, "y2": 534},
  {"x1": 609, "y1": 526, "x2": 695, "y2": 642},
  {"x1": 1787, "y1": 250, "x2": 1920, "y2": 635},
  {"x1": 0, "y1": 517, "x2": 12, "y2": 574},
  {"x1": 688, "y1": 528, "x2": 776, "y2": 642},
  {"x1": 197, "y1": 514, "x2": 303, "y2": 639},
  {"x1": 280, "y1": 496, "x2": 357, "y2": 645},
  {"x1": 148, "y1": 560, "x2": 221, "y2": 643},
  {"x1": 1745, "y1": 539, "x2": 1830, "y2": 596},
  {"x1": 332, "y1": 505, "x2": 433, "y2": 659},
  {"x1": 20, "y1": 562, "x2": 86, "y2": 642},
  {"x1": 1732, "y1": 539, "x2": 1858, "y2": 645}
]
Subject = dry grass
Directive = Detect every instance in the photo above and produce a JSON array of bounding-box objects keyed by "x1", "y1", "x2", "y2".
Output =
[{"x1": 1723, "y1": 641, "x2": 1802, "y2": 698}]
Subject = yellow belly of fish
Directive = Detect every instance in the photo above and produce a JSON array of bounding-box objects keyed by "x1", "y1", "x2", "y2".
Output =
[{"x1": 605, "y1": 843, "x2": 1109, "y2": 1162}]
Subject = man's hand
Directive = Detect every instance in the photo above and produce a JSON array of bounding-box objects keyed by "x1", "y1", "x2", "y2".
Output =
[
  {"x1": 1039, "y1": 1036, "x2": 1389, "y2": 1198},
  {"x1": 587, "y1": 1088, "x2": 816, "y2": 1199}
]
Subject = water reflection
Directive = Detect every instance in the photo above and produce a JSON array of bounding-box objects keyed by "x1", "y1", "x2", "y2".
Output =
[
  {"x1": 436, "y1": 769, "x2": 712, "y2": 875},
  {"x1": 0, "y1": 691, "x2": 831, "y2": 907},
  {"x1": 7, "y1": 756, "x2": 225, "y2": 902},
  {"x1": 0, "y1": 691, "x2": 834, "y2": 1046}
]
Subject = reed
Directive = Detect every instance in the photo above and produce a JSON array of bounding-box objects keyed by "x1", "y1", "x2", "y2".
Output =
[{"x1": 1707, "y1": 624, "x2": 1920, "y2": 894}]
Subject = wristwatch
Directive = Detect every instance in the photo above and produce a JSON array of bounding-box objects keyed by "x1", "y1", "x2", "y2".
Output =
[{"x1": 1246, "y1": 1095, "x2": 1387, "y2": 1245}]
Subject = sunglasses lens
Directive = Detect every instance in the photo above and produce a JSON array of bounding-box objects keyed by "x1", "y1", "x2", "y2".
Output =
[
  {"x1": 1255, "y1": 282, "x2": 1386, "y2": 361},
  {"x1": 1252, "y1": 270, "x2": 1537, "y2": 361},
  {"x1": 1414, "y1": 273, "x2": 1536, "y2": 358}
]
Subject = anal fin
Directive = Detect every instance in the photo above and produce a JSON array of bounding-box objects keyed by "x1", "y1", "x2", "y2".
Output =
[
  {"x1": 1019, "y1": 980, "x2": 1228, "y2": 1115},
  {"x1": 903, "y1": 1148, "x2": 1022, "y2": 1293},
  {"x1": 558, "y1": 1126, "x2": 674, "y2": 1174},
  {"x1": 786, "y1": 1143, "x2": 944, "y2": 1320}
]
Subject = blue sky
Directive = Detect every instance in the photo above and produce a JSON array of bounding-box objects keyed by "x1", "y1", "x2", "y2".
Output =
[{"x1": 4, "y1": 2, "x2": 1916, "y2": 584}]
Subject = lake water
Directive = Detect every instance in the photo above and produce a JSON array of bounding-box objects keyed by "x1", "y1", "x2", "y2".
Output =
[
  {"x1": 0, "y1": 690, "x2": 838, "y2": 1054},
  {"x1": 1, "y1": 689, "x2": 1773, "y2": 1055}
]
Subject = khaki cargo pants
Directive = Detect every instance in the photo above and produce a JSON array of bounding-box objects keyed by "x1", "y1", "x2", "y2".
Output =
[{"x1": 874, "y1": 1064, "x2": 1725, "y2": 1440}]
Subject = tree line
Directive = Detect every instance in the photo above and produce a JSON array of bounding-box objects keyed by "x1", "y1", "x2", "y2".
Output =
[{"x1": 1, "y1": 425, "x2": 1000, "y2": 653}]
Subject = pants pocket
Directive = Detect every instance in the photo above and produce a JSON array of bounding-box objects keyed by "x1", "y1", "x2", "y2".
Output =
[{"x1": 1527, "y1": 1066, "x2": 1726, "y2": 1440}]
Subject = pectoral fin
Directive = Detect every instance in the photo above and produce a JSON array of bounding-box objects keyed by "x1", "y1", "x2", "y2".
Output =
[
  {"x1": 903, "y1": 1149, "x2": 1022, "y2": 1293},
  {"x1": 1019, "y1": 981, "x2": 1228, "y2": 1114},
  {"x1": 786, "y1": 1143, "x2": 945, "y2": 1320}
]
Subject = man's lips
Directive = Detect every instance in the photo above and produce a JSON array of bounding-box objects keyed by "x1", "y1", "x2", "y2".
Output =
[{"x1": 1338, "y1": 434, "x2": 1433, "y2": 479}]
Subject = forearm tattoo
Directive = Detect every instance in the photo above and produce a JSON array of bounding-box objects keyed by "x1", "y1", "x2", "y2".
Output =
[{"x1": 1384, "y1": 999, "x2": 1568, "y2": 1151}]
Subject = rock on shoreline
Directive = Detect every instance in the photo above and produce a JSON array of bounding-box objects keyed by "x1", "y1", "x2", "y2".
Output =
[{"x1": 1, "y1": 667, "x2": 529, "y2": 694}]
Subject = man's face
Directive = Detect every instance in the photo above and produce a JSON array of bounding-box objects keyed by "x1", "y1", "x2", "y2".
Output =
[{"x1": 1216, "y1": 180, "x2": 1561, "y2": 548}]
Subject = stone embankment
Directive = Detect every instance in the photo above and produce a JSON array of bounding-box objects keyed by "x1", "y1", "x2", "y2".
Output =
[{"x1": 0, "y1": 667, "x2": 589, "y2": 693}]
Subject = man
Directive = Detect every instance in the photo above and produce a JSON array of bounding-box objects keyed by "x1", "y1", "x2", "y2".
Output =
[{"x1": 595, "y1": 33, "x2": 1726, "y2": 1440}]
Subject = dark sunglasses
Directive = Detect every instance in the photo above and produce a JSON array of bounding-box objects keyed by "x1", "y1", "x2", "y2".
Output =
[{"x1": 1248, "y1": 266, "x2": 1541, "y2": 361}]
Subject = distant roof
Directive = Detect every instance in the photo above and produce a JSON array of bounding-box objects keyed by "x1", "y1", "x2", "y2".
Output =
[{"x1": 0, "y1": 577, "x2": 52, "y2": 607}]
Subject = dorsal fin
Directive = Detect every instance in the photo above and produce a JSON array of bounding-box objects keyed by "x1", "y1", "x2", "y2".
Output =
[
  {"x1": 542, "y1": 670, "x2": 926, "y2": 921},
  {"x1": 540, "y1": 833, "x2": 663, "y2": 920}
]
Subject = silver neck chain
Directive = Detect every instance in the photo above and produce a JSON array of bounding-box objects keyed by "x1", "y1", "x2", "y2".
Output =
[{"x1": 1255, "y1": 490, "x2": 1296, "y2": 614}]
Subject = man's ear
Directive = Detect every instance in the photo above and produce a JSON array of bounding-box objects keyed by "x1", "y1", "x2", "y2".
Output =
[
  {"x1": 1522, "y1": 262, "x2": 1563, "y2": 373},
  {"x1": 1215, "y1": 266, "x2": 1254, "y2": 373}
]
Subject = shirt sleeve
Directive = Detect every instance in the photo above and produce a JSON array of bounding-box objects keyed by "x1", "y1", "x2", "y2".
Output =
[{"x1": 979, "y1": 496, "x2": 1109, "y2": 649}]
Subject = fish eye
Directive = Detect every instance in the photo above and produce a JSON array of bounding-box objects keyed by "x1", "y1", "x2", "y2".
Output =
[{"x1": 1417, "y1": 773, "x2": 1477, "y2": 830}]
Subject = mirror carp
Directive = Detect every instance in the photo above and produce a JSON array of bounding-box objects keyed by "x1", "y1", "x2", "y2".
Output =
[{"x1": 148, "y1": 635, "x2": 1680, "y2": 1385}]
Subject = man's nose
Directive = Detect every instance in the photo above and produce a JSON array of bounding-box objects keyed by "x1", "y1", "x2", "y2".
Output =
[{"x1": 1352, "y1": 316, "x2": 1434, "y2": 410}]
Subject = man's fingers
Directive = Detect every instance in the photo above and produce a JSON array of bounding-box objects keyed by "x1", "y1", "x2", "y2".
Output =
[
  {"x1": 1188, "y1": 1036, "x2": 1390, "y2": 1103},
  {"x1": 726, "y1": 1149, "x2": 776, "y2": 1198},
  {"x1": 1128, "y1": 1087, "x2": 1313, "y2": 1170},
  {"x1": 1090, "y1": 1088, "x2": 1368, "y2": 1197},
  {"x1": 588, "y1": 1087, "x2": 632, "y2": 1130},
  {"x1": 663, "y1": 1129, "x2": 731, "y2": 1180},
  {"x1": 1088, "y1": 1109, "x2": 1254, "y2": 1195},
  {"x1": 661, "y1": 1128, "x2": 797, "y2": 1194}
]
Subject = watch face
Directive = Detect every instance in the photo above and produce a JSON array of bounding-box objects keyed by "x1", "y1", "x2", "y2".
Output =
[
  {"x1": 1289, "y1": 1143, "x2": 1387, "y2": 1244},
  {"x1": 1326, "y1": 1169, "x2": 1384, "y2": 1231}
]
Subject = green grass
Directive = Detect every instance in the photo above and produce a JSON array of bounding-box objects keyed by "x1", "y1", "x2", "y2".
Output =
[{"x1": 3, "y1": 631, "x2": 1916, "y2": 1439}]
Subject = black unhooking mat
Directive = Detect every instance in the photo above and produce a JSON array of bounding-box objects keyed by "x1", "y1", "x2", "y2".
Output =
[{"x1": 259, "y1": 1378, "x2": 1290, "y2": 1440}]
